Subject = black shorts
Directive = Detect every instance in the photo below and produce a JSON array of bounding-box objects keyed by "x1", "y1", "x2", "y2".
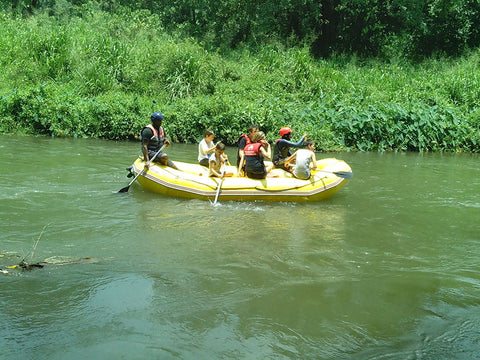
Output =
[
  {"x1": 148, "y1": 150, "x2": 167, "y2": 162},
  {"x1": 148, "y1": 150, "x2": 175, "y2": 168},
  {"x1": 199, "y1": 158, "x2": 210, "y2": 167},
  {"x1": 246, "y1": 170, "x2": 266, "y2": 179}
]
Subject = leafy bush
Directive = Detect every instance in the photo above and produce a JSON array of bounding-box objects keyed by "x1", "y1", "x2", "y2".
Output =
[
  {"x1": 1, "y1": 5, "x2": 480, "y2": 153},
  {"x1": 331, "y1": 103, "x2": 479, "y2": 152}
]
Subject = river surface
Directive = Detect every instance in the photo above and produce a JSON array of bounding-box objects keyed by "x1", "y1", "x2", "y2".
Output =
[{"x1": 1, "y1": 135, "x2": 479, "y2": 359}]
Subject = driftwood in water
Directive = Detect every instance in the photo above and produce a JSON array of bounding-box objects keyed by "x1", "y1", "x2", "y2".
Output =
[{"x1": 1, "y1": 257, "x2": 93, "y2": 274}]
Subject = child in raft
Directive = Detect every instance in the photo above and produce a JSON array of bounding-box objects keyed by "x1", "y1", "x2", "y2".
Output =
[
  {"x1": 209, "y1": 142, "x2": 233, "y2": 178},
  {"x1": 198, "y1": 129, "x2": 217, "y2": 167},
  {"x1": 284, "y1": 139, "x2": 317, "y2": 180}
]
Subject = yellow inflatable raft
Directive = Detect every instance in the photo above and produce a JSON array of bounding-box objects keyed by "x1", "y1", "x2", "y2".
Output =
[{"x1": 130, "y1": 157, "x2": 352, "y2": 202}]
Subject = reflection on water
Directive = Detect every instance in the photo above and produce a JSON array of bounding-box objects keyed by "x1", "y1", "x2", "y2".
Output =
[{"x1": 1, "y1": 135, "x2": 480, "y2": 359}]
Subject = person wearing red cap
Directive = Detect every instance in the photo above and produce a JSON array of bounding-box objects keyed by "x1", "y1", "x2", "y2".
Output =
[
  {"x1": 272, "y1": 127, "x2": 307, "y2": 170},
  {"x1": 141, "y1": 112, "x2": 178, "y2": 169}
]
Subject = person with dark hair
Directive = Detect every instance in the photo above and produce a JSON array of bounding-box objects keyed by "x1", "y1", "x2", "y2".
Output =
[
  {"x1": 237, "y1": 125, "x2": 259, "y2": 167},
  {"x1": 285, "y1": 140, "x2": 317, "y2": 179},
  {"x1": 141, "y1": 112, "x2": 178, "y2": 170},
  {"x1": 272, "y1": 127, "x2": 307, "y2": 170},
  {"x1": 238, "y1": 131, "x2": 273, "y2": 179},
  {"x1": 198, "y1": 129, "x2": 216, "y2": 167},
  {"x1": 209, "y1": 142, "x2": 233, "y2": 177}
]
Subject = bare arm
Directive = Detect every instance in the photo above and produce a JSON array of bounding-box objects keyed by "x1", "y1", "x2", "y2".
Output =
[
  {"x1": 238, "y1": 149, "x2": 245, "y2": 161},
  {"x1": 237, "y1": 154, "x2": 245, "y2": 176},
  {"x1": 142, "y1": 141, "x2": 150, "y2": 162},
  {"x1": 209, "y1": 160, "x2": 223, "y2": 177},
  {"x1": 260, "y1": 141, "x2": 271, "y2": 160},
  {"x1": 221, "y1": 153, "x2": 230, "y2": 165}
]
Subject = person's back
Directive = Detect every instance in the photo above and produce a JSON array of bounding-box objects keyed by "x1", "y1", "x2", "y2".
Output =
[
  {"x1": 237, "y1": 125, "x2": 259, "y2": 167},
  {"x1": 241, "y1": 131, "x2": 272, "y2": 179},
  {"x1": 290, "y1": 140, "x2": 316, "y2": 180},
  {"x1": 272, "y1": 138, "x2": 290, "y2": 164},
  {"x1": 244, "y1": 143, "x2": 265, "y2": 174},
  {"x1": 293, "y1": 149, "x2": 313, "y2": 180}
]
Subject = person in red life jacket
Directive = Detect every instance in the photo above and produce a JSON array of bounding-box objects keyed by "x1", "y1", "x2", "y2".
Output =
[
  {"x1": 141, "y1": 112, "x2": 179, "y2": 170},
  {"x1": 272, "y1": 127, "x2": 307, "y2": 171},
  {"x1": 237, "y1": 131, "x2": 273, "y2": 179},
  {"x1": 237, "y1": 124, "x2": 259, "y2": 167}
]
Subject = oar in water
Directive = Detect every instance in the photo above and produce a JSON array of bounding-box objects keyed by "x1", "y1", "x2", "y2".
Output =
[
  {"x1": 118, "y1": 145, "x2": 166, "y2": 193},
  {"x1": 314, "y1": 169, "x2": 353, "y2": 179},
  {"x1": 213, "y1": 167, "x2": 226, "y2": 205}
]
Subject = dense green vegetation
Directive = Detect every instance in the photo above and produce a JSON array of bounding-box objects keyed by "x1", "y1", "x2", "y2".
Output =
[
  {"x1": 1, "y1": 1, "x2": 480, "y2": 151},
  {"x1": 6, "y1": 0, "x2": 480, "y2": 58}
]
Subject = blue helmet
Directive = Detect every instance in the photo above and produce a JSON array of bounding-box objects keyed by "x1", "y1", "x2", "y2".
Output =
[{"x1": 151, "y1": 112, "x2": 164, "y2": 121}]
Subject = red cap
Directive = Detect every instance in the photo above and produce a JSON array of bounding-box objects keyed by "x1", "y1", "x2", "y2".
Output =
[{"x1": 279, "y1": 127, "x2": 292, "y2": 136}]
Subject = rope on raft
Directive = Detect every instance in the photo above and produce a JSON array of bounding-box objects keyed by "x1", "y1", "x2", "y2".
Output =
[{"x1": 145, "y1": 163, "x2": 331, "y2": 193}]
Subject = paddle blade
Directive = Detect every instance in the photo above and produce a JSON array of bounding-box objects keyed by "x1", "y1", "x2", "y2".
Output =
[
  {"x1": 334, "y1": 171, "x2": 354, "y2": 179},
  {"x1": 118, "y1": 185, "x2": 130, "y2": 193}
]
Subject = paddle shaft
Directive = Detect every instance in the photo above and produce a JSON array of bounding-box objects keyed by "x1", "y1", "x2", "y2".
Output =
[
  {"x1": 213, "y1": 167, "x2": 226, "y2": 204},
  {"x1": 118, "y1": 145, "x2": 166, "y2": 193},
  {"x1": 314, "y1": 169, "x2": 353, "y2": 179}
]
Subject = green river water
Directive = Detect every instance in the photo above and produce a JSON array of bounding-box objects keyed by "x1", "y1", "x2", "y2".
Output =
[{"x1": 1, "y1": 135, "x2": 479, "y2": 359}]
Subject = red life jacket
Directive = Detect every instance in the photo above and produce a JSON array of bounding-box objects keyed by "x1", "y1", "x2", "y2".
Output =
[
  {"x1": 244, "y1": 142, "x2": 265, "y2": 174},
  {"x1": 244, "y1": 142, "x2": 263, "y2": 157},
  {"x1": 142, "y1": 124, "x2": 166, "y2": 153},
  {"x1": 238, "y1": 134, "x2": 252, "y2": 146},
  {"x1": 145, "y1": 124, "x2": 165, "y2": 139}
]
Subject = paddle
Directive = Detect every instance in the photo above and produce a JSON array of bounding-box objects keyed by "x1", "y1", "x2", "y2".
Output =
[
  {"x1": 314, "y1": 169, "x2": 353, "y2": 179},
  {"x1": 118, "y1": 145, "x2": 166, "y2": 193},
  {"x1": 213, "y1": 167, "x2": 226, "y2": 205}
]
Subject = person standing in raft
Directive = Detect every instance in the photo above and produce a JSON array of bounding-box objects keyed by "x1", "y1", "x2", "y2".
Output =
[
  {"x1": 198, "y1": 129, "x2": 217, "y2": 167},
  {"x1": 141, "y1": 112, "x2": 178, "y2": 170},
  {"x1": 284, "y1": 140, "x2": 317, "y2": 180},
  {"x1": 237, "y1": 131, "x2": 273, "y2": 179},
  {"x1": 272, "y1": 127, "x2": 307, "y2": 171},
  {"x1": 237, "y1": 124, "x2": 259, "y2": 167}
]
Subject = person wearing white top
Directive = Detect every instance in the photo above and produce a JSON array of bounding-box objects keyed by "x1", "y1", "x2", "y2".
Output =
[
  {"x1": 198, "y1": 129, "x2": 216, "y2": 167},
  {"x1": 285, "y1": 140, "x2": 317, "y2": 180}
]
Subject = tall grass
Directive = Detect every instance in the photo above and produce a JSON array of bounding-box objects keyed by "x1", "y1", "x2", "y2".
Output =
[{"x1": 1, "y1": 5, "x2": 480, "y2": 151}]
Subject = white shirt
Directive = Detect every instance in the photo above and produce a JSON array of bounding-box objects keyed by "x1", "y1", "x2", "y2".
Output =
[
  {"x1": 293, "y1": 149, "x2": 313, "y2": 180},
  {"x1": 198, "y1": 138, "x2": 215, "y2": 162}
]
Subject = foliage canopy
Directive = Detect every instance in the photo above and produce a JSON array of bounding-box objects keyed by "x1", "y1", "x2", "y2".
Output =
[
  {"x1": 5, "y1": 0, "x2": 480, "y2": 58},
  {"x1": 1, "y1": 1, "x2": 480, "y2": 152}
]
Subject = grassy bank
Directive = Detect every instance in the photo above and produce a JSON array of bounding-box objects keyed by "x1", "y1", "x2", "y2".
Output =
[{"x1": 1, "y1": 5, "x2": 480, "y2": 152}]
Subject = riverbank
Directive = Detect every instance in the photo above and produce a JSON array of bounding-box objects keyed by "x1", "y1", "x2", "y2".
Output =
[{"x1": 1, "y1": 6, "x2": 480, "y2": 152}]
